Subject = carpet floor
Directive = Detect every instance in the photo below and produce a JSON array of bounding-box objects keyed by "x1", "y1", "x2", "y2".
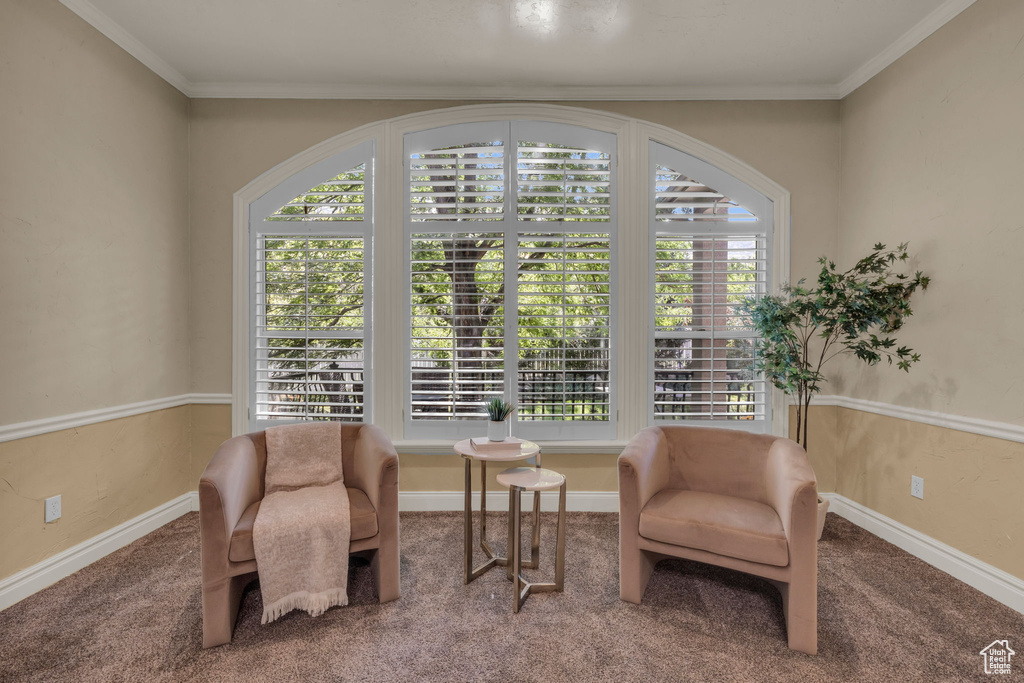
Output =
[{"x1": 0, "y1": 511, "x2": 1021, "y2": 682}]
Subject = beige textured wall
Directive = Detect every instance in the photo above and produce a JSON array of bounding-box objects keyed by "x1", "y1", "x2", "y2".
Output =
[
  {"x1": 188, "y1": 99, "x2": 840, "y2": 394},
  {"x1": 788, "y1": 405, "x2": 837, "y2": 493},
  {"x1": 837, "y1": 0, "x2": 1024, "y2": 423},
  {"x1": 0, "y1": 1, "x2": 191, "y2": 582},
  {"x1": 835, "y1": 408, "x2": 1024, "y2": 579},
  {"x1": 834, "y1": 0, "x2": 1024, "y2": 579},
  {"x1": 0, "y1": 407, "x2": 191, "y2": 578},
  {"x1": 0, "y1": 0, "x2": 191, "y2": 423}
]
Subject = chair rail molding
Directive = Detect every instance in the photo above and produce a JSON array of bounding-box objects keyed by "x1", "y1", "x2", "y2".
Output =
[
  {"x1": 0, "y1": 394, "x2": 232, "y2": 444},
  {"x1": 811, "y1": 395, "x2": 1024, "y2": 445}
]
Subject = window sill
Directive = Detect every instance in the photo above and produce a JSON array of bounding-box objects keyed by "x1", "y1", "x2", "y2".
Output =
[{"x1": 392, "y1": 440, "x2": 629, "y2": 456}]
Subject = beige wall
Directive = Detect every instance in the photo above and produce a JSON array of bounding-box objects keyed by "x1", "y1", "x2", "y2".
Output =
[
  {"x1": 837, "y1": 0, "x2": 1024, "y2": 423},
  {"x1": 833, "y1": 0, "x2": 1024, "y2": 578},
  {"x1": 0, "y1": 407, "x2": 191, "y2": 578},
  {"x1": 188, "y1": 98, "x2": 840, "y2": 393},
  {"x1": 835, "y1": 408, "x2": 1024, "y2": 579},
  {"x1": 0, "y1": 1, "x2": 191, "y2": 581},
  {"x1": 0, "y1": 0, "x2": 191, "y2": 423}
]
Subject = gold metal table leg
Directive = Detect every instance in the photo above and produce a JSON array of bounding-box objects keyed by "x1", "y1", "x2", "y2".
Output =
[
  {"x1": 463, "y1": 457, "x2": 473, "y2": 584},
  {"x1": 555, "y1": 481, "x2": 566, "y2": 591},
  {"x1": 510, "y1": 478, "x2": 566, "y2": 612},
  {"x1": 464, "y1": 457, "x2": 510, "y2": 584},
  {"x1": 512, "y1": 486, "x2": 524, "y2": 613},
  {"x1": 507, "y1": 486, "x2": 516, "y2": 581}
]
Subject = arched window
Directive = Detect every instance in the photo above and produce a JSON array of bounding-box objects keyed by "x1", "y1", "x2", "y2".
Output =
[
  {"x1": 236, "y1": 106, "x2": 789, "y2": 442},
  {"x1": 651, "y1": 142, "x2": 772, "y2": 431},
  {"x1": 248, "y1": 141, "x2": 374, "y2": 428}
]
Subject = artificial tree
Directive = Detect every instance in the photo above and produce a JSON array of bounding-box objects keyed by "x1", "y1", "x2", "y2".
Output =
[{"x1": 743, "y1": 242, "x2": 930, "y2": 449}]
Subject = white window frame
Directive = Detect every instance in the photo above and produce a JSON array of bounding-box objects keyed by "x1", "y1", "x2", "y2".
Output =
[
  {"x1": 648, "y1": 141, "x2": 773, "y2": 433},
  {"x1": 232, "y1": 105, "x2": 789, "y2": 448},
  {"x1": 247, "y1": 141, "x2": 374, "y2": 431},
  {"x1": 402, "y1": 121, "x2": 618, "y2": 442}
]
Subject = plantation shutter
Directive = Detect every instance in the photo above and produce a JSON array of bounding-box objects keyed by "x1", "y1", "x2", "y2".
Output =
[
  {"x1": 405, "y1": 122, "x2": 616, "y2": 439},
  {"x1": 250, "y1": 143, "x2": 373, "y2": 427},
  {"x1": 409, "y1": 232, "x2": 506, "y2": 420},
  {"x1": 651, "y1": 142, "x2": 770, "y2": 430},
  {"x1": 409, "y1": 121, "x2": 505, "y2": 223},
  {"x1": 517, "y1": 233, "x2": 612, "y2": 424}
]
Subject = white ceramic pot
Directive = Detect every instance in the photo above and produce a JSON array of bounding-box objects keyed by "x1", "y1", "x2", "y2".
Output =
[{"x1": 487, "y1": 420, "x2": 508, "y2": 442}]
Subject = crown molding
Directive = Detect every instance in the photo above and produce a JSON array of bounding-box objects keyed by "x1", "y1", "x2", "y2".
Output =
[
  {"x1": 186, "y1": 81, "x2": 841, "y2": 101},
  {"x1": 58, "y1": 0, "x2": 976, "y2": 102},
  {"x1": 836, "y1": 0, "x2": 978, "y2": 98},
  {"x1": 58, "y1": 0, "x2": 192, "y2": 95}
]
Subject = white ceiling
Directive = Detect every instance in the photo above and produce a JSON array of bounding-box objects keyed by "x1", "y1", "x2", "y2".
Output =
[{"x1": 61, "y1": 0, "x2": 976, "y2": 100}]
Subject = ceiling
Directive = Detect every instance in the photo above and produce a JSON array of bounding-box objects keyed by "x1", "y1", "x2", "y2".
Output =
[{"x1": 61, "y1": 0, "x2": 976, "y2": 100}]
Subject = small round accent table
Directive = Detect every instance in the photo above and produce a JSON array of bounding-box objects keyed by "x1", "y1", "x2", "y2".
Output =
[
  {"x1": 454, "y1": 439, "x2": 541, "y2": 585},
  {"x1": 497, "y1": 466, "x2": 566, "y2": 613}
]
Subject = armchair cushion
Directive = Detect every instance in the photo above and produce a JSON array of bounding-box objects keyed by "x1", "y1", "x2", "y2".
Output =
[
  {"x1": 639, "y1": 489, "x2": 789, "y2": 567},
  {"x1": 228, "y1": 487, "x2": 379, "y2": 563}
]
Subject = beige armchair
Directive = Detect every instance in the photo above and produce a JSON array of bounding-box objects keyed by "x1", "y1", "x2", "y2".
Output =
[
  {"x1": 199, "y1": 423, "x2": 399, "y2": 648},
  {"x1": 618, "y1": 426, "x2": 818, "y2": 654}
]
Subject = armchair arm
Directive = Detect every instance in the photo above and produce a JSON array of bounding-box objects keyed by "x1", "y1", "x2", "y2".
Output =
[
  {"x1": 350, "y1": 424, "x2": 399, "y2": 513},
  {"x1": 198, "y1": 435, "x2": 262, "y2": 575},
  {"x1": 764, "y1": 437, "x2": 818, "y2": 547},
  {"x1": 617, "y1": 427, "x2": 671, "y2": 523}
]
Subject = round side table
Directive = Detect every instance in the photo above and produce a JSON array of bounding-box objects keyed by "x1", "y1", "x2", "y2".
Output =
[
  {"x1": 497, "y1": 466, "x2": 566, "y2": 613},
  {"x1": 454, "y1": 438, "x2": 541, "y2": 584}
]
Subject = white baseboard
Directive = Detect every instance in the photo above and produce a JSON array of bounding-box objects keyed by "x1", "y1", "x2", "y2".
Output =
[
  {"x1": 821, "y1": 493, "x2": 1024, "y2": 614},
  {"x1": 0, "y1": 491, "x2": 199, "y2": 611},
  {"x1": 398, "y1": 490, "x2": 618, "y2": 512}
]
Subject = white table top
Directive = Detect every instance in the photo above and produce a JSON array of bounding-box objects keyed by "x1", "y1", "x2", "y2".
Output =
[
  {"x1": 496, "y1": 466, "x2": 565, "y2": 491},
  {"x1": 454, "y1": 437, "x2": 541, "y2": 462}
]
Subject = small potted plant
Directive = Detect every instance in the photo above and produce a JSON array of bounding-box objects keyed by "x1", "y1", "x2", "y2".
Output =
[{"x1": 485, "y1": 398, "x2": 515, "y2": 442}]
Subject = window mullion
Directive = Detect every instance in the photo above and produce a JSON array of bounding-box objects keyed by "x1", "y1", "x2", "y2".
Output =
[{"x1": 504, "y1": 122, "x2": 519, "y2": 424}]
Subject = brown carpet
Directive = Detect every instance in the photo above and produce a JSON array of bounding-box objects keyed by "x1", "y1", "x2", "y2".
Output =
[{"x1": 0, "y1": 511, "x2": 1021, "y2": 682}]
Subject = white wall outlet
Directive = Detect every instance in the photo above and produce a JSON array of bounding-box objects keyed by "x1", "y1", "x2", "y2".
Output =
[
  {"x1": 45, "y1": 495, "x2": 61, "y2": 523},
  {"x1": 910, "y1": 475, "x2": 924, "y2": 500}
]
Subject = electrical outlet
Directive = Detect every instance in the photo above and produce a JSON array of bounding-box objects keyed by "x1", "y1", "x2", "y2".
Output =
[
  {"x1": 45, "y1": 495, "x2": 61, "y2": 523},
  {"x1": 910, "y1": 476, "x2": 924, "y2": 500}
]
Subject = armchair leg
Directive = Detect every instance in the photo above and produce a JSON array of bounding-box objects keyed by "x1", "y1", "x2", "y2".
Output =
[
  {"x1": 778, "y1": 580, "x2": 818, "y2": 655},
  {"x1": 619, "y1": 548, "x2": 656, "y2": 604},
  {"x1": 202, "y1": 573, "x2": 253, "y2": 648},
  {"x1": 371, "y1": 542, "x2": 401, "y2": 603}
]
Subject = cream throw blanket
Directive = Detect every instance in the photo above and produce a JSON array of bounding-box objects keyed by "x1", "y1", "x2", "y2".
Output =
[{"x1": 253, "y1": 421, "x2": 351, "y2": 624}]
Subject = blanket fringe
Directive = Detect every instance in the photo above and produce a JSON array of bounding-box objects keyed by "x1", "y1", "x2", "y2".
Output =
[{"x1": 261, "y1": 588, "x2": 349, "y2": 625}]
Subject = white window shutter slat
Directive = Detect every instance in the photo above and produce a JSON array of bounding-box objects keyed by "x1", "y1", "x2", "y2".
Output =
[
  {"x1": 517, "y1": 232, "x2": 612, "y2": 422},
  {"x1": 269, "y1": 164, "x2": 366, "y2": 221},
  {"x1": 652, "y1": 146, "x2": 770, "y2": 426},
  {"x1": 255, "y1": 236, "x2": 367, "y2": 421},
  {"x1": 409, "y1": 232, "x2": 506, "y2": 419},
  {"x1": 410, "y1": 142, "x2": 505, "y2": 222}
]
